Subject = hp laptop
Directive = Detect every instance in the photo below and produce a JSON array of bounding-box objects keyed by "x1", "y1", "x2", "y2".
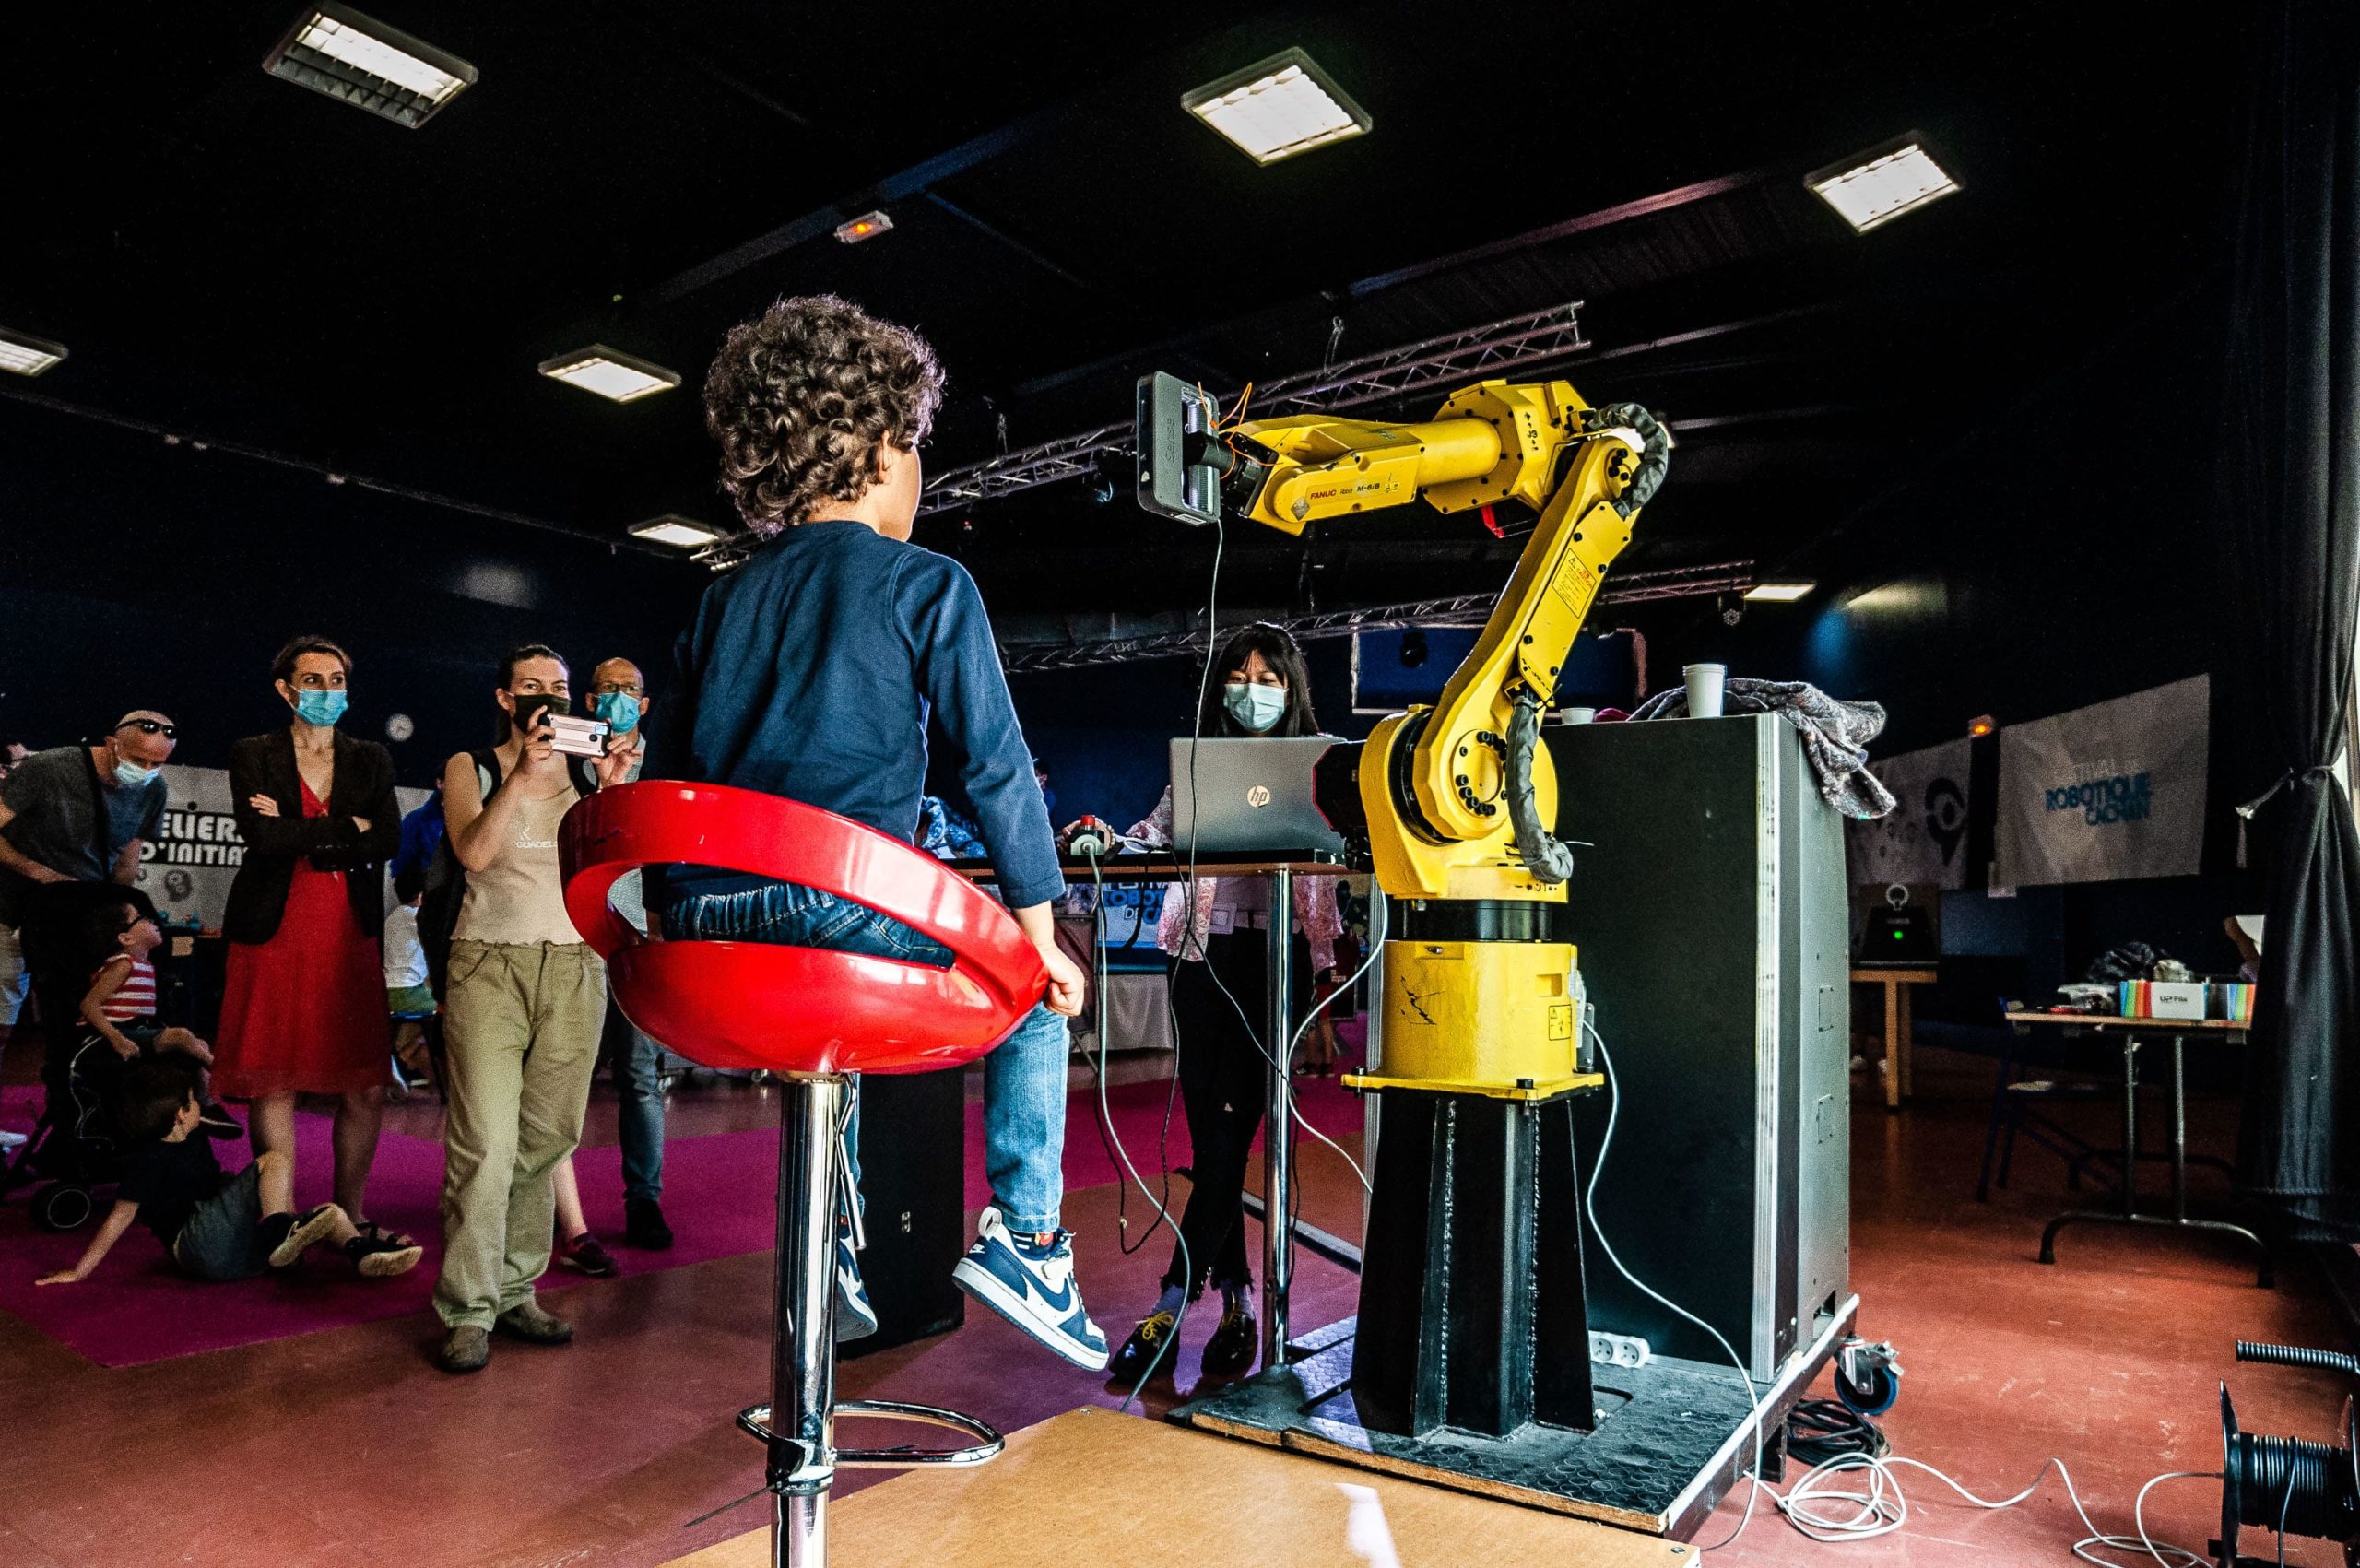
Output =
[{"x1": 1167, "y1": 737, "x2": 1344, "y2": 855}]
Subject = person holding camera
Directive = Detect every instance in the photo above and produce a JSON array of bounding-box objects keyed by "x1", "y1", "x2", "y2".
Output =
[
  {"x1": 431, "y1": 645, "x2": 630, "y2": 1374},
  {"x1": 216, "y1": 637, "x2": 404, "y2": 1233}
]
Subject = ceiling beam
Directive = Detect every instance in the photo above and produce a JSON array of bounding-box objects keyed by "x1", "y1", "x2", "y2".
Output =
[
  {"x1": 0, "y1": 381, "x2": 677, "y2": 558},
  {"x1": 997, "y1": 563, "x2": 1754, "y2": 671}
]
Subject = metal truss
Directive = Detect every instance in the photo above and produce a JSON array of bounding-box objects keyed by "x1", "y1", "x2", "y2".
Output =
[
  {"x1": 915, "y1": 301, "x2": 1592, "y2": 516},
  {"x1": 996, "y1": 560, "x2": 1752, "y2": 673},
  {"x1": 694, "y1": 301, "x2": 1597, "y2": 567}
]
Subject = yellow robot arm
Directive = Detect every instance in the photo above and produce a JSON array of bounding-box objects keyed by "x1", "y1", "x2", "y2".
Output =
[{"x1": 1227, "y1": 379, "x2": 1669, "y2": 902}]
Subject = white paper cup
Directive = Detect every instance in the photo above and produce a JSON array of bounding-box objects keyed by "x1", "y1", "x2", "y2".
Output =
[
  {"x1": 1564, "y1": 706, "x2": 1597, "y2": 725},
  {"x1": 1683, "y1": 663, "x2": 1727, "y2": 719}
]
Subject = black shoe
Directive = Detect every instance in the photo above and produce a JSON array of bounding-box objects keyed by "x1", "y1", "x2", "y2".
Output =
[
  {"x1": 624, "y1": 1197, "x2": 673, "y2": 1251},
  {"x1": 1199, "y1": 1302, "x2": 1258, "y2": 1379},
  {"x1": 1107, "y1": 1310, "x2": 1178, "y2": 1386}
]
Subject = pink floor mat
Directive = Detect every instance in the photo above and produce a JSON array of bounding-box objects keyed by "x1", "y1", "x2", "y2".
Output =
[{"x1": 0, "y1": 1069, "x2": 1365, "y2": 1368}]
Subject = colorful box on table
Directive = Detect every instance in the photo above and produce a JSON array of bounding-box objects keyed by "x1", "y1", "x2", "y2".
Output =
[
  {"x1": 2213, "y1": 984, "x2": 2256, "y2": 1023},
  {"x1": 2118, "y1": 980, "x2": 2208, "y2": 1020}
]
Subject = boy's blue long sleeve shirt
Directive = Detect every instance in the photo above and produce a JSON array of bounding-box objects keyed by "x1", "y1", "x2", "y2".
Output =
[{"x1": 648, "y1": 522, "x2": 1064, "y2": 911}]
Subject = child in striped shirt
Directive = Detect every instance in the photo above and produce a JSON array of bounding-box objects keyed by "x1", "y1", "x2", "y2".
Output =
[{"x1": 80, "y1": 894, "x2": 232, "y2": 1133}]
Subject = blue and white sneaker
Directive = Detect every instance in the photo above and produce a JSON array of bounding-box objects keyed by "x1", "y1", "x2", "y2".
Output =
[
  {"x1": 835, "y1": 1225, "x2": 879, "y2": 1343},
  {"x1": 951, "y1": 1206, "x2": 1108, "y2": 1371}
]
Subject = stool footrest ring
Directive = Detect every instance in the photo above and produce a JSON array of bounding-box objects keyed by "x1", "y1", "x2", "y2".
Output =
[
  {"x1": 831, "y1": 1399, "x2": 1005, "y2": 1469},
  {"x1": 737, "y1": 1398, "x2": 1005, "y2": 1474}
]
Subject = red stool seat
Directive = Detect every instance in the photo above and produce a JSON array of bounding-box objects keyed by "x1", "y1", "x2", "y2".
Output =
[
  {"x1": 560, "y1": 781, "x2": 1031, "y2": 1566},
  {"x1": 560, "y1": 781, "x2": 1046, "y2": 1076}
]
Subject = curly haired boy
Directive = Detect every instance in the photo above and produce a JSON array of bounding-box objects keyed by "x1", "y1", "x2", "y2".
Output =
[{"x1": 648, "y1": 296, "x2": 1104, "y2": 1370}]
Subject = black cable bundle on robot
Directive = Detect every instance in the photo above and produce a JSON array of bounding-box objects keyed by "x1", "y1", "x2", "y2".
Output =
[{"x1": 2212, "y1": 1340, "x2": 2360, "y2": 1568}]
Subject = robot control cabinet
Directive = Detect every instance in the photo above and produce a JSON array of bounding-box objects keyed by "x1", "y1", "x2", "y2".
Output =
[{"x1": 1547, "y1": 713, "x2": 1852, "y2": 1385}]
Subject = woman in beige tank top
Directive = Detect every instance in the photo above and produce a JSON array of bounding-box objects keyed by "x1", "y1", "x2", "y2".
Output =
[{"x1": 429, "y1": 645, "x2": 632, "y2": 1375}]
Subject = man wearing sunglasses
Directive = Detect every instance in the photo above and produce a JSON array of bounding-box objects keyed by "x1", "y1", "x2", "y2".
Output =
[{"x1": 0, "y1": 713, "x2": 178, "y2": 1064}]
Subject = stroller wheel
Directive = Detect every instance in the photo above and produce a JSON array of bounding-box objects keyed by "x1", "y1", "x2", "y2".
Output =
[{"x1": 31, "y1": 1182, "x2": 96, "y2": 1233}]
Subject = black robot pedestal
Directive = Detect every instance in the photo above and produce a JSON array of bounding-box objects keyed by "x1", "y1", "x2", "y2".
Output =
[
  {"x1": 1351, "y1": 1088, "x2": 1594, "y2": 1440},
  {"x1": 1176, "y1": 715, "x2": 1858, "y2": 1538}
]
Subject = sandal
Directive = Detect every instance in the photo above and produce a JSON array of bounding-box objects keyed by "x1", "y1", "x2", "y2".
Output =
[
  {"x1": 352, "y1": 1218, "x2": 417, "y2": 1251},
  {"x1": 343, "y1": 1233, "x2": 423, "y2": 1279}
]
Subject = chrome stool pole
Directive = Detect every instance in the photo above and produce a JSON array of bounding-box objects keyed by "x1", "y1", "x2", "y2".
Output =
[{"x1": 738, "y1": 1073, "x2": 1004, "y2": 1567}]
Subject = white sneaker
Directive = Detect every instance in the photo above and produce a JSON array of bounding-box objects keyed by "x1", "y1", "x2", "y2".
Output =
[
  {"x1": 950, "y1": 1206, "x2": 1109, "y2": 1371},
  {"x1": 835, "y1": 1226, "x2": 879, "y2": 1342},
  {"x1": 0, "y1": 1130, "x2": 26, "y2": 1150}
]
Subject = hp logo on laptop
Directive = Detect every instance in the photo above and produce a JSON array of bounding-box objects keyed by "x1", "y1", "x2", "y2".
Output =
[{"x1": 1246, "y1": 785, "x2": 1272, "y2": 808}]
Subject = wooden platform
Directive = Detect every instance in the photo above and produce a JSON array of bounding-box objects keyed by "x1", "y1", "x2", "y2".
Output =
[
  {"x1": 1174, "y1": 1303, "x2": 1856, "y2": 1539},
  {"x1": 664, "y1": 1407, "x2": 1691, "y2": 1567}
]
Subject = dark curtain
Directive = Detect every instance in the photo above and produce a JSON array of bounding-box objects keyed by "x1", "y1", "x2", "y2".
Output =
[{"x1": 2223, "y1": 0, "x2": 2360, "y2": 1243}]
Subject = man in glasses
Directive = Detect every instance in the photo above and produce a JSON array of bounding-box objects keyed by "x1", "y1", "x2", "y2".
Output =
[
  {"x1": 0, "y1": 712, "x2": 177, "y2": 1080},
  {"x1": 581, "y1": 656, "x2": 676, "y2": 1252}
]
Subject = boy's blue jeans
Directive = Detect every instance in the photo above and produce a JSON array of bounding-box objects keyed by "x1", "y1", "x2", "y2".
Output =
[{"x1": 660, "y1": 880, "x2": 1067, "y2": 1235}]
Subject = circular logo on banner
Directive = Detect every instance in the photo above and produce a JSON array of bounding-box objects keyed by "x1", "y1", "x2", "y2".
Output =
[{"x1": 1246, "y1": 785, "x2": 1272, "y2": 808}]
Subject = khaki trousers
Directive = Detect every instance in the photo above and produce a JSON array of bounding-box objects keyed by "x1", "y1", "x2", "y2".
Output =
[{"x1": 433, "y1": 939, "x2": 607, "y2": 1330}]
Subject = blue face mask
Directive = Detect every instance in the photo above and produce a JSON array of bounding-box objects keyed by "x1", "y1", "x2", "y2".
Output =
[
  {"x1": 293, "y1": 689, "x2": 348, "y2": 727},
  {"x1": 592, "y1": 691, "x2": 643, "y2": 734},
  {"x1": 113, "y1": 760, "x2": 159, "y2": 788},
  {"x1": 1223, "y1": 682, "x2": 1288, "y2": 734}
]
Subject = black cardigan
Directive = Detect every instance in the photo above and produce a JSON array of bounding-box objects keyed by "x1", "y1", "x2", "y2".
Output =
[{"x1": 222, "y1": 729, "x2": 403, "y2": 946}]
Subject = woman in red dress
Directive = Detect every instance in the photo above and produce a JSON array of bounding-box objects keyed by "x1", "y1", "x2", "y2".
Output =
[{"x1": 215, "y1": 637, "x2": 406, "y2": 1241}]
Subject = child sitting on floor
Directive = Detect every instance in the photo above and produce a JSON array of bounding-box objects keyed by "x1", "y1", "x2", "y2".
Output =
[{"x1": 34, "y1": 1058, "x2": 421, "y2": 1285}]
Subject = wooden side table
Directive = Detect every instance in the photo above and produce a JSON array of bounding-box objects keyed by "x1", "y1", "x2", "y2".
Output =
[{"x1": 1851, "y1": 965, "x2": 1938, "y2": 1109}]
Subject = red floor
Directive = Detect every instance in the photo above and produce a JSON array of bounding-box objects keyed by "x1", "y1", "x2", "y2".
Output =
[{"x1": 1, "y1": 1045, "x2": 2350, "y2": 1566}]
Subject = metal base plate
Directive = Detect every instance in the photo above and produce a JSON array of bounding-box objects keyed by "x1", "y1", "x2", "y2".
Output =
[{"x1": 1174, "y1": 1295, "x2": 1858, "y2": 1539}]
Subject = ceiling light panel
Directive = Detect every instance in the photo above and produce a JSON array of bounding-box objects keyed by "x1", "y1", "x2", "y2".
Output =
[
  {"x1": 834, "y1": 211, "x2": 893, "y2": 243},
  {"x1": 538, "y1": 346, "x2": 681, "y2": 404},
  {"x1": 628, "y1": 515, "x2": 726, "y2": 548},
  {"x1": 0, "y1": 328, "x2": 68, "y2": 377},
  {"x1": 1743, "y1": 581, "x2": 1817, "y2": 602},
  {"x1": 262, "y1": 4, "x2": 478, "y2": 129},
  {"x1": 1185, "y1": 47, "x2": 1371, "y2": 165},
  {"x1": 1808, "y1": 136, "x2": 1960, "y2": 232}
]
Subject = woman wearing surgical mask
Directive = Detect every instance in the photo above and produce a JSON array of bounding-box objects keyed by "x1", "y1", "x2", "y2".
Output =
[
  {"x1": 1065, "y1": 622, "x2": 1344, "y2": 1386},
  {"x1": 216, "y1": 636, "x2": 407, "y2": 1254}
]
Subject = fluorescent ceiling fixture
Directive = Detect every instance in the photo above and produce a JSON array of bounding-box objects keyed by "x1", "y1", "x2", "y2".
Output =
[
  {"x1": 834, "y1": 210, "x2": 893, "y2": 243},
  {"x1": 1743, "y1": 580, "x2": 1816, "y2": 602},
  {"x1": 628, "y1": 515, "x2": 726, "y2": 548},
  {"x1": 1184, "y1": 47, "x2": 1370, "y2": 165},
  {"x1": 538, "y1": 345, "x2": 681, "y2": 404},
  {"x1": 262, "y1": 4, "x2": 478, "y2": 129},
  {"x1": 1808, "y1": 136, "x2": 1961, "y2": 232},
  {"x1": 0, "y1": 327, "x2": 68, "y2": 377}
]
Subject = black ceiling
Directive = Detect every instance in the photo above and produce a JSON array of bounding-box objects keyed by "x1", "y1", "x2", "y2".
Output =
[{"x1": 2, "y1": 3, "x2": 2247, "y2": 622}]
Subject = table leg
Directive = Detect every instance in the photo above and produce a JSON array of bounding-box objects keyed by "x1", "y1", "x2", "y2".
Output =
[
  {"x1": 1897, "y1": 982, "x2": 1916, "y2": 1100},
  {"x1": 1882, "y1": 980, "x2": 1902, "y2": 1111},
  {"x1": 2118, "y1": 1036, "x2": 2141, "y2": 1219},
  {"x1": 2036, "y1": 1028, "x2": 2275, "y2": 1286},
  {"x1": 2168, "y1": 1037, "x2": 2188, "y2": 1223},
  {"x1": 1262, "y1": 867, "x2": 1294, "y2": 1372}
]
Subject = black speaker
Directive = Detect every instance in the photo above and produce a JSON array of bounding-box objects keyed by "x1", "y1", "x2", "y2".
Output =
[{"x1": 841, "y1": 1068, "x2": 967, "y2": 1359}]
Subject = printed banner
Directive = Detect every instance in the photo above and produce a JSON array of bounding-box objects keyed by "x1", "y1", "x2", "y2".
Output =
[
  {"x1": 1846, "y1": 739, "x2": 1972, "y2": 890},
  {"x1": 134, "y1": 765, "x2": 430, "y2": 930},
  {"x1": 1993, "y1": 675, "x2": 2210, "y2": 887}
]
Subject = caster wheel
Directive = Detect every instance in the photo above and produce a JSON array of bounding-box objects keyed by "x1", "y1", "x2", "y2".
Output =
[
  {"x1": 1835, "y1": 1363, "x2": 1900, "y2": 1419},
  {"x1": 31, "y1": 1182, "x2": 96, "y2": 1232}
]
